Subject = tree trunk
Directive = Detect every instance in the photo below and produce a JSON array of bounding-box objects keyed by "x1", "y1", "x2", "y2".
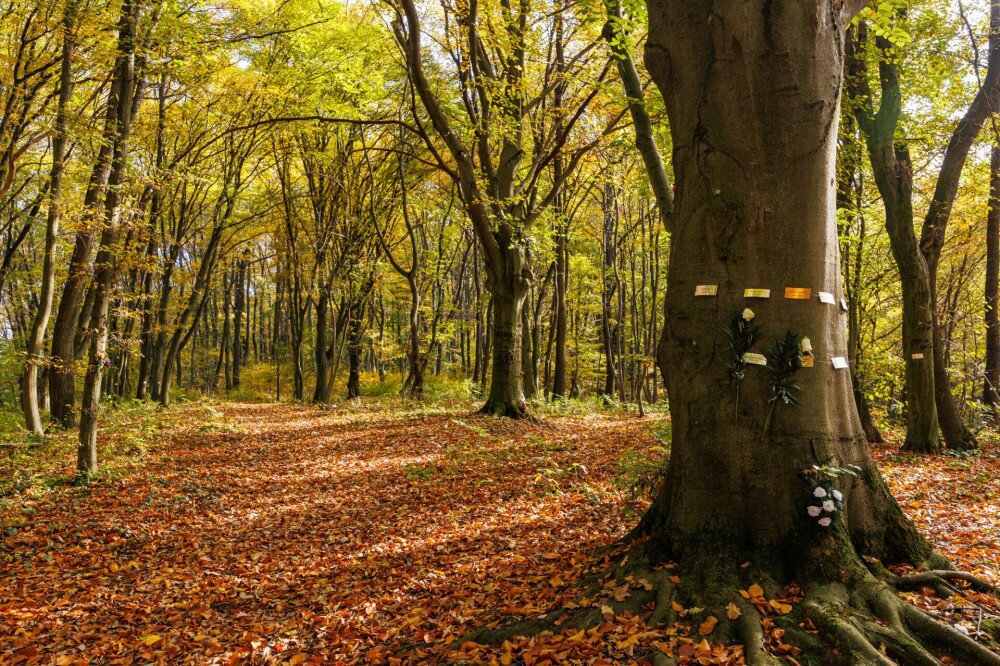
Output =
[
  {"x1": 313, "y1": 289, "x2": 330, "y2": 402},
  {"x1": 136, "y1": 78, "x2": 166, "y2": 400},
  {"x1": 915, "y1": 3, "x2": 1000, "y2": 450},
  {"x1": 49, "y1": 155, "x2": 112, "y2": 427},
  {"x1": 633, "y1": 0, "x2": 953, "y2": 652},
  {"x1": 23, "y1": 4, "x2": 74, "y2": 436},
  {"x1": 78, "y1": 0, "x2": 143, "y2": 481},
  {"x1": 520, "y1": 299, "x2": 535, "y2": 399},
  {"x1": 346, "y1": 300, "x2": 364, "y2": 400},
  {"x1": 852, "y1": 30, "x2": 938, "y2": 452},
  {"x1": 551, "y1": 222, "x2": 568, "y2": 399},
  {"x1": 985, "y1": 145, "x2": 1000, "y2": 409},
  {"x1": 407, "y1": 276, "x2": 423, "y2": 398},
  {"x1": 479, "y1": 247, "x2": 529, "y2": 417},
  {"x1": 231, "y1": 255, "x2": 246, "y2": 389},
  {"x1": 600, "y1": 184, "x2": 618, "y2": 400}
]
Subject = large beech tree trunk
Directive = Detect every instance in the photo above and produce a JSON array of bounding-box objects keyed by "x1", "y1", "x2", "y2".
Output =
[
  {"x1": 628, "y1": 5, "x2": 992, "y2": 658},
  {"x1": 638, "y1": 0, "x2": 921, "y2": 557}
]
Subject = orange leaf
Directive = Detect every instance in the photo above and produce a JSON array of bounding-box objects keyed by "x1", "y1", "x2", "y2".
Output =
[
  {"x1": 748, "y1": 583, "x2": 764, "y2": 599},
  {"x1": 726, "y1": 602, "x2": 742, "y2": 620},
  {"x1": 698, "y1": 615, "x2": 718, "y2": 636}
]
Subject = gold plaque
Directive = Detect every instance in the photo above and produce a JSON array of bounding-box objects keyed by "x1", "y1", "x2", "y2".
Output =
[
  {"x1": 744, "y1": 288, "x2": 771, "y2": 298},
  {"x1": 694, "y1": 284, "x2": 718, "y2": 296},
  {"x1": 801, "y1": 356, "x2": 814, "y2": 368},
  {"x1": 784, "y1": 287, "x2": 812, "y2": 300},
  {"x1": 911, "y1": 353, "x2": 924, "y2": 360}
]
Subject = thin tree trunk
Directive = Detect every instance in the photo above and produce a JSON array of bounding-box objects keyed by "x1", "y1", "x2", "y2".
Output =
[
  {"x1": 78, "y1": 0, "x2": 144, "y2": 480},
  {"x1": 852, "y1": 27, "x2": 938, "y2": 452},
  {"x1": 985, "y1": 145, "x2": 1000, "y2": 409},
  {"x1": 916, "y1": 3, "x2": 1000, "y2": 450},
  {"x1": 23, "y1": 3, "x2": 75, "y2": 435}
]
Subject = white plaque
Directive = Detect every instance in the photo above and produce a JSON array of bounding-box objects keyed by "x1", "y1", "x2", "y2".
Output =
[
  {"x1": 831, "y1": 357, "x2": 849, "y2": 369},
  {"x1": 818, "y1": 291, "x2": 836, "y2": 305}
]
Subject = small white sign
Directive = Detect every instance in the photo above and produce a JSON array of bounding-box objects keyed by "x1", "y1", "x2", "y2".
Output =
[
  {"x1": 831, "y1": 357, "x2": 849, "y2": 369},
  {"x1": 840, "y1": 298, "x2": 849, "y2": 311},
  {"x1": 818, "y1": 291, "x2": 836, "y2": 305}
]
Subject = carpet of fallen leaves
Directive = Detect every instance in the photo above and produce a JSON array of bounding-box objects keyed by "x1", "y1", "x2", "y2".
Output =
[{"x1": 1, "y1": 401, "x2": 998, "y2": 665}]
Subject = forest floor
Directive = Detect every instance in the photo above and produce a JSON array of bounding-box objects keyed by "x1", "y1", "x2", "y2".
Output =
[{"x1": 0, "y1": 399, "x2": 998, "y2": 665}]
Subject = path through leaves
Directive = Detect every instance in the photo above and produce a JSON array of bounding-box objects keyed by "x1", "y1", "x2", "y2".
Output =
[{"x1": 1, "y1": 403, "x2": 997, "y2": 664}]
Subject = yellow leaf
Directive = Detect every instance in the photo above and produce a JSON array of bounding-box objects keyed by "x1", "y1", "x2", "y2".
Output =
[
  {"x1": 140, "y1": 635, "x2": 161, "y2": 646},
  {"x1": 748, "y1": 583, "x2": 764, "y2": 599},
  {"x1": 549, "y1": 574, "x2": 563, "y2": 587},
  {"x1": 726, "y1": 602, "x2": 742, "y2": 620},
  {"x1": 769, "y1": 599, "x2": 793, "y2": 614}
]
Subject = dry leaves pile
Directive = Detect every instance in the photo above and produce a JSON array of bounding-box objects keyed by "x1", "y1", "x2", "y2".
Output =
[{"x1": 1, "y1": 403, "x2": 997, "y2": 665}]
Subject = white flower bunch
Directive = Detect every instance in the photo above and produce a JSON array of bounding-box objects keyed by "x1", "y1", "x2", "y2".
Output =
[{"x1": 808, "y1": 485, "x2": 844, "y2": 527}]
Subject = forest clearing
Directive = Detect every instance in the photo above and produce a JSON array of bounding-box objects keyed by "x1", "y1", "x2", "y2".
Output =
[{"x1": 1, "y1": 397, "x2": 998, "y2": 664}]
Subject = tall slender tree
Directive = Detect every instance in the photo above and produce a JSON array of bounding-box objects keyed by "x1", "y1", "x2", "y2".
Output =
[{"x1": 22, "y1": 0, "x2": 75, "y2": 436}]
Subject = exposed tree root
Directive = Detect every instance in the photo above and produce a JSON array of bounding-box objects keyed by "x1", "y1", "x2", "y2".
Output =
[
  {"x1": 456, "y1": 539, "x2": 1000, "y2": 665},
  {"x1": 892, "y1": 570, "x2": 1000, "y2": 596},
  {"x1": 477, "y1": 398, "x2": 536, "y2": 421}
]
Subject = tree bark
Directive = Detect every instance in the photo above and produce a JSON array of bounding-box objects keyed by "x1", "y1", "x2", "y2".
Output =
[
  {"x1": 23, "y1": 3, "x2": 75, "y2": 436},
  {"x1": 851, "y1": 29, "x2": 938, "y2": 451},
  {"x1": 77, "y1": 0, "x2": 143, "y2": 480},
  {"x1": 985, "y1": 145, "x2": 1000, "y2": 409},
  {"x1": 637, "y1": 0, "x2": 935, "y2": 617},
  {"x1": 480, "y1": 259, "x2": 528, "y2": 417},
  {"x1": 346, "y1": 299, "x2": 364, "y2": 400},
  {"x1": 916, "y1": 2, "x2": 1000, "y2": 450},
  {"x1": 232, "y1": 253, "x2": 246, "y2": 389}
]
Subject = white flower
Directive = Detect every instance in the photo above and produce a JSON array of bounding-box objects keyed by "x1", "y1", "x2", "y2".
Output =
[
  {"x1": 832, "y1": 489, "x2": 843, "y2": 502},
  {"x1": 818, "y1": 517, "x2": 832, "y2": 527},
  {"x1": 822, "y1": 500, "x2": 835, "y2": 512},
  {"x1": 807, "y1": 506, "x2": 822, "y2": 517},
  {"x1": 813, "y1": 487, "x2": 827, "y2": 498},
  {"x1": 742, "y1": 308, "x2": 755, "y2": 321}
]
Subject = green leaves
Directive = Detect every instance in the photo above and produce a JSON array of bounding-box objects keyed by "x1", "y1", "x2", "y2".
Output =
[{"x1": 856, "y1": 0, "x2": 911, "y2": 47}]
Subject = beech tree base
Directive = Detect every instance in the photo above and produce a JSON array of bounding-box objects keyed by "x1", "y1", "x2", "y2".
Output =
[
  {"x1": 460, "y1": 534, "x2": 1000, "y2": 665},
  {"x1": 478, "y1": 397, "x2": 534, "y2": 421}
]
